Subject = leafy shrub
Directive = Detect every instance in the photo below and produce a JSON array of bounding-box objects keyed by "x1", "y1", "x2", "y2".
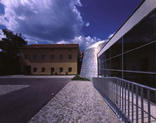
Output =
[{"x1": 72, "y1": 75, "x2": 90, "y2": 81}]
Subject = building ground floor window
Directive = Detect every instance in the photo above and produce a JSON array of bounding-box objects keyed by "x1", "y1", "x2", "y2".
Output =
[
  {"x1": 68, "y1": 67, "x2": 72, "y2": 72},
  {"x1": 23, "y1": 65, "x2": 75, "y2": 75},
  {"x1": 59, "y1": 67, "x2": 63, "y2": 73},
  {"x1": 33, "y1": 67, "x2": 37, "y2": 72},
  {"x1": 51, "y1": 67, "x2": 54, "y2": 74},
  {"x1": 41, "y1": 67, "x2": 45, "y2": 72}
]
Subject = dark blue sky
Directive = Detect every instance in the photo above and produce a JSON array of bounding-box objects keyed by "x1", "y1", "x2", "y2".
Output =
[
  {"x1": 0, "y1": 0, "x2": 142, "y2": 49},
  {"x1": 79, "y1": 0, "x2": 142, "y2": 39}
]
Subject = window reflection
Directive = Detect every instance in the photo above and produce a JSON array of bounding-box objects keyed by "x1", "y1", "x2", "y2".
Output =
[{"x1": 98, "y1": 9, "x2": 156, "y2": 88}]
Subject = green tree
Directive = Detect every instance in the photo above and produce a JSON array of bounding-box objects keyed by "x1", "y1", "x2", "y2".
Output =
[{"x1": 0, "y1": 29, "x2": 27, "y2": 75}]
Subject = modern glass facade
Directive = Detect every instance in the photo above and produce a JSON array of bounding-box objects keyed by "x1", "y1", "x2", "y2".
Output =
[{"x1": 98, "y1": 9, "x2": 156, "y2": 88}]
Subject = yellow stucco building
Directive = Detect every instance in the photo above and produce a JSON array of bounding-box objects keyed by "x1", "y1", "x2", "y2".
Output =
[{"x1": 20, "y1": 44, "x2": 79, "y2": 75}]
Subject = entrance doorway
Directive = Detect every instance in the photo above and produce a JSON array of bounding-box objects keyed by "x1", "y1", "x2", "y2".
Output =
[
  {"x1": 51, "y1": 67, "x2": 54, "y2": 75},
  {"x1": 25, "y1": 66, "x2": 31, "y2": 75}
]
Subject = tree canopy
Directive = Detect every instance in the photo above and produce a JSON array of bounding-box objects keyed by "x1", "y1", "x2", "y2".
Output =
[
  {"x1": 0, "y1": 29, "x2": 27, "y2": 75},
  {"x1": 0, "y1": 29, "x2": 27, "y2": 58}
]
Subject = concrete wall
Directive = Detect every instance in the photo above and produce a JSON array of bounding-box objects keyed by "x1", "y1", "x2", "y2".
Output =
[{"x1": 80, "y1": 41, "x2": 106, "y2": 80}]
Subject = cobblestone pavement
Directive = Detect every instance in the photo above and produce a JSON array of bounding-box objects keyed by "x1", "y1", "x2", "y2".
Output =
[
  {"x1": 29, "y1": 81, "x2": 121, "y2": 123},
  {"x1": 0, "y1": 85, "x2": 29, "y2": 95}
]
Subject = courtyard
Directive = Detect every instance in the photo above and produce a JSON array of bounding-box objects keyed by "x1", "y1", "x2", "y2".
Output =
[
  {"x1": 0, "y1": 76, "x2": 120, "y2": 123},
  {"x1": 0, "y1": 76, "x2": 71, "y2": 123}
]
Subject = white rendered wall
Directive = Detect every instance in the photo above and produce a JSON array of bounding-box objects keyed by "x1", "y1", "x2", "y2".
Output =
[{"x1": 80, "y1": 41, "x2": 106, "y2": 80}]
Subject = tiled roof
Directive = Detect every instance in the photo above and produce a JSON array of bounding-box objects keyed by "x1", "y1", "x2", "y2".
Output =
[{"x1": 22, "y1": 44, "x2": 79, "y2": 49}]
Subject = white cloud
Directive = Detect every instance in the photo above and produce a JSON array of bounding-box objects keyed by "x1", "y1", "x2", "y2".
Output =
[
  {"x1": 0, "y1": 29, "x2": 6, "y2": 40},
  {"x1": 25, "y1": 36, "x2": 55, "y2": 45},
  {"x1": 26, "y1": 39, "x2": 39, "y2": 45},
  {"x1": 57, "y1": 40, "x2": 70, "y2": 44},
  {"x1": 0, "y1": 0, "x2": 108, "y2": 50},
  {"x1": 56, "y1": 35, "x2": 105, "y2": 50},
  {"x1": 85, "y1": 22, "x2": 90, "y2": 27},
  {"x1": 0, "y1": 0, "x2": 84, "y2": 41}
]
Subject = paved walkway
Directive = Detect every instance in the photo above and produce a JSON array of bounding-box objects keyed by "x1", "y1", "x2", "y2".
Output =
[{"x1": 29, "y1": 81, "x2": 121, "y2": 123}]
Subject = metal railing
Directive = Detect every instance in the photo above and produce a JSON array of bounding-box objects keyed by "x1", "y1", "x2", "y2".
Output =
[{"x1": 93, "y1": 77, "x2": 156, "y2": 123}]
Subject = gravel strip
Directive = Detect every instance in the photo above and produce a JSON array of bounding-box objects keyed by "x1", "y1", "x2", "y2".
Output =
[
  {"x1": 0, "y1": 85, "x2": 29, "y2": 95},
  {"x1": 29, "y1": 81, "x2": 121, "y2": 123}
]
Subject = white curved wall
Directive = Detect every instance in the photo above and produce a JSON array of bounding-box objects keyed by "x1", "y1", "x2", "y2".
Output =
[{"x1": 80, "y1": 41, "x2": 106, "y2": 80}]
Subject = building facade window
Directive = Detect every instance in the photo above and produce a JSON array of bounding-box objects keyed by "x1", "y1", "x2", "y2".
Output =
[
  {"x1": 51, "y1": 67, "x2": 54, "y2": 73},
  {"x1": 98, "y1": 10, "x2": 156, "y2": 88},
  {"x1": 68, "y1": 67, "x2": 72, "y2": 72},
  {"x1": 59, "y1": 54, "x2": 63, "y2": 60},
  {"x1": 68, "y1": 54, "x2": 72, "y2": 59},
  {"x1": 33, "y1": 55, "x2": 37, "y2": 60},
  {"x1": 33, "y1": 67, "x2": 37, "y2": 72},
  {"x1": 41, "y1": 67, "x2": 45, "y2": 72},
  {"x1": 41, "y1": 55, "x2": 46, "y2": 60},
  {"x1": 24, "y1": 55, "x2": 30, "y2": 59},
  {"x1": 59, "y1": 67, "x2": 63, "y2": 73},
  {"x1": 50, "y1": 55, "x2": 54, "y2": 60}
]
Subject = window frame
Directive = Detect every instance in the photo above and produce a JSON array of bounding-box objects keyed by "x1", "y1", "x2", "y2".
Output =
[
  {"x1": 68, "y1": 67, "x2": 72, "y2": 72},
  {"x1": 41, "y1": 67, "x2": 45, "y2": 72}
]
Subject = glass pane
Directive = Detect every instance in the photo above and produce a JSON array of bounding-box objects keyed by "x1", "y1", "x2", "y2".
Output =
[
  {"x1": 124, "y1": 10, "x2": 156, "y2": 52},
  {"x1": 106, "y1": 60, "x2": 111, "y2": 69},
  {"x1": 103, "y1": 70, "x2": 111, "y2": 77},
  {"x1": 110, "y1": 38, "x2": 122, "y2": 57},
  {"x1": 111, "y1": 55, "x2": 122, "y2": 70},
  {"x1": 123, "y1": 72, "x2": 156, "y2": 88},
  {"x1": 124, "y1": 42, "x2": 156, "y2": 72},
  {"x1": 110, "y1": 71, "x2": 122, "y2": 78},
  {"x1": 105, "y1": 49, "x2": 111, "y2": 59}
]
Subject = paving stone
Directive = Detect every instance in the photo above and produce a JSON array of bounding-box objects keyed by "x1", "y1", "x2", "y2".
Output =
[{"x1": 29, "y1": 81, "x2": 121, "y2": 123}]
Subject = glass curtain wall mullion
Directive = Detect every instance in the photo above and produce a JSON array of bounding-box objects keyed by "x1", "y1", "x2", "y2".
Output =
[
  {"x1": 104, "y1": 40, "x2": 156, "y2": 71},
  {"x1": 102, "y1": 69, "x2": 156, "y2": 75},
  {"x1": 105, "y1": 53, "x2": 122, "y2": 62},
  {"x1": 122, "y1": 36, "x2": 124, "y2": 79},
  {"x1": 123, "y1": 40, "x2": 156, "y2": 56},
  {"x1": 155, "y1": 40, "x2": 156, "y2": 88}
]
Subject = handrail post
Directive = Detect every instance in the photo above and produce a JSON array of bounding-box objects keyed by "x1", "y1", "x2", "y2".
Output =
[
  {"x1": 120, "y1": 80, "x2": 122, "y2": 110},
  {"x1": 125, "y1": 82, "x2": 127, "y2": 116},
  {"x1": 147, "y1": 89, "x2": 151, "y2": 123},
  {"x1": 136, "y1": 86, "x2": 138, "y2": 123},
  {"x1": 128, "y1": 83, "x2": 130, "y2": 119},
  {"x1": 131, "y1": 84, "x2": 134, "y2": 122},
  {"x1": 141, "y1": 87, "x2": 144, "y2": 123},
  {"x1": 122, "y1": 80, "x2": 124, "y2": 113}
]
